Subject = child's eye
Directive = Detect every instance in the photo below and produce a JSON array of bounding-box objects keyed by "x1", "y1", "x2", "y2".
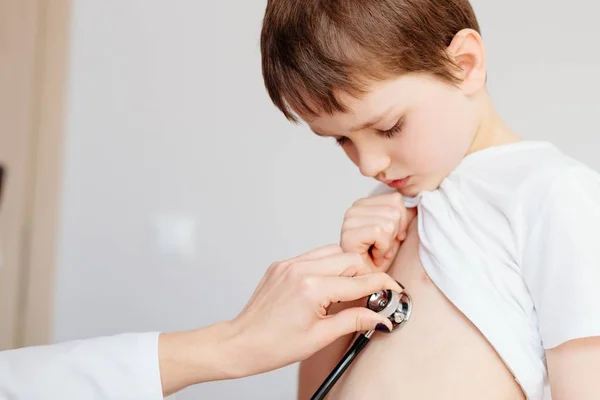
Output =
[
  {"x1": 334, "y1": 118, "x2": 404, "y2": 146},
  {"x1": 378, "y1": 119, "x2": 404, "y2": 138}
]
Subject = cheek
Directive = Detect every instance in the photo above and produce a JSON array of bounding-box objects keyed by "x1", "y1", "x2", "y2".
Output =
[{"x1": 398, "y1": 99, "x2": 475, "y2": 175}]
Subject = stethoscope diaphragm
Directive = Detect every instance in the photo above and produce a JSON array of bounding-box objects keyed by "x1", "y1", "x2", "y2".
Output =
[{"x1": 366, "y1": 289, "x2": 412, "y2": 331}]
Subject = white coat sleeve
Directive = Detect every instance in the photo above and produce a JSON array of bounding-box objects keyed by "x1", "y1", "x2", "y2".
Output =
[{"x1": 0, "y1": 332, "x2": 164, "y2": 400}]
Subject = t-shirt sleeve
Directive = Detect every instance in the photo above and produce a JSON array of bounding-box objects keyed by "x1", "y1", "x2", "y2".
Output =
[
  {"x1": 0, "y1": 332, "x2": 164, "y2": 399},
  {"x1": 522, "y1": 166, "x2": 600, "y2": 350}
]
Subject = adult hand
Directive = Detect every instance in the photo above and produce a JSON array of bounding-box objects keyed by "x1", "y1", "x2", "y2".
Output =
[
  {"x1": 158, "y1": 245, "x2": 402, "y2": 395},
  {"x1": 227, "y1": 244, "x2": 402, "y2": 377}
]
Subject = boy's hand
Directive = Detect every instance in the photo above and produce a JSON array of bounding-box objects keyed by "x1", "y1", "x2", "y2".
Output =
[{"x1": 340, "y1": 192, "x2": 411, "y2": 272}]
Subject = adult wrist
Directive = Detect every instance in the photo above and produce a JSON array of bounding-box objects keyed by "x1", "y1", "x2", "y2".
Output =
[{"x1": 158, "y1": 321, "x2": 243, "y2": 396}]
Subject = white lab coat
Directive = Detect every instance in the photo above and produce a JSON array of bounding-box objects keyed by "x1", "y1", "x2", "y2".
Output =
[{"x1": 0, "y1": 332, "x2": 163, "y2": 399}]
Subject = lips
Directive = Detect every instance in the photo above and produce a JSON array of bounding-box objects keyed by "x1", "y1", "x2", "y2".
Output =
[{"x1": 385, "y1": 177, "x2": 410, "y2": 189}]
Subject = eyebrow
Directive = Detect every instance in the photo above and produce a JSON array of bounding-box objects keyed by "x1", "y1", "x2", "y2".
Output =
[
  {"x1": 310, "y1": 107, "x2": 395, "y2": 137},
  {"x1": 349, "y1": 107, "x2": 394, "y2": 132}
]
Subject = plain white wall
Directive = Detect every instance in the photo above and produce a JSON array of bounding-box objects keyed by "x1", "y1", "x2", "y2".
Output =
[{"x1": 52, "y1": 1, "x2": 599, "y2": 399}]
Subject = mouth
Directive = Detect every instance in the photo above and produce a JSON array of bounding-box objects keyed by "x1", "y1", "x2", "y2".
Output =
[{"x1": 384, "y1": 177, "x2": 411, "y2": 189}]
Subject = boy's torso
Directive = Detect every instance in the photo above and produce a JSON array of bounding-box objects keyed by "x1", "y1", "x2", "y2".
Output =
[
  {"x1": 327, "y1": 218, "x2": 526, "y2": 400},
  {"x1": 324, "y1": 141, "x2": 594, "y2": 399}
]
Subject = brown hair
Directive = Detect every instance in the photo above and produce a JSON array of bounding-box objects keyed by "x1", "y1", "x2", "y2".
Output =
[{"x1": 260, "y1": 0, "x2": 481, "y2": 122}]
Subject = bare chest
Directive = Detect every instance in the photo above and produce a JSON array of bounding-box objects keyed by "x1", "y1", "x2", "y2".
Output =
[{"x1": 328, "y1": 220, "x2": 525, "y2": 400}]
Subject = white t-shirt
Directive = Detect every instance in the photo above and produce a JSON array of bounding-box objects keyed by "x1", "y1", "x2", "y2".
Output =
[{"x1": 372, "y1": 140, "x2": 600, "y2": 399}]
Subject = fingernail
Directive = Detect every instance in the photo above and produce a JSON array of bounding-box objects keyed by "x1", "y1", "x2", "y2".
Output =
[{"x1": 375, "y1": 323, "x2": 391, "y2": 333}]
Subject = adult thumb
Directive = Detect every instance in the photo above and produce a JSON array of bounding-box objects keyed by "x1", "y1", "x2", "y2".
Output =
[{"x1": 318, "y1": 307, "x2": 392, "y2": 342}]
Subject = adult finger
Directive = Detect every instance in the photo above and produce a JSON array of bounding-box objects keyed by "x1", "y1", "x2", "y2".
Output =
[
  {"x1": 253, "y1": 245, "x2": 343, "y2": 304},
  {"x1": 288, "y1": 244, "x2": 343, "y2": 264},
  {"x1": 321, "y1": 273, "x2": 403, "y2": 303},
  {"x1": 299, "y1": 252, "x2": 372, "y2": 277},
  {"x1": 315, "y1": 307, "x2": 393, "y2": 342}
]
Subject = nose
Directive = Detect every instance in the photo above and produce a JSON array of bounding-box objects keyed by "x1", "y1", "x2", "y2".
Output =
[{"x1": 357, "y1": 148, "x2": 390, "y2": 178}]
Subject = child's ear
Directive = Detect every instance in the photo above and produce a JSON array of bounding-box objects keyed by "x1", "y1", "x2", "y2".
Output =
[{"x1": 446, "y1": 28, "x2": 487, "y2": 96}]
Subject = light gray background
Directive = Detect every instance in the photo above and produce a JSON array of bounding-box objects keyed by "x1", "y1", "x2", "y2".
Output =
[{"x1": 52, "y1": 1, "x2": 599, "y2": 399}]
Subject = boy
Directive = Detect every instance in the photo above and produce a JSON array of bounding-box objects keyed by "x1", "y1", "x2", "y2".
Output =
[{"x1": 260, "y1": 0, "x2": 600, "y2": 399}]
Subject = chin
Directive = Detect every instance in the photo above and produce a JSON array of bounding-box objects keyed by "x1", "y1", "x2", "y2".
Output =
[
  {"x1": 400, "y1": 178, "x2": 440, "y2": 197},
  {"x1": 398, "y1": 186, "x2": 420, "y2": 198},
  {"x1": 398, "y1": 188, "x2": 421, "y2": 197}
]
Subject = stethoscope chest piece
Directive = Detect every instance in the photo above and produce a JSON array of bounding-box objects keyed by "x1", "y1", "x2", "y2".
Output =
[
  {"x1": 366, "y1": 289, "x2": 412, "y2": 332},
  {"x1": 310, "y1": 286, "x2": 413, "y2": 400}
]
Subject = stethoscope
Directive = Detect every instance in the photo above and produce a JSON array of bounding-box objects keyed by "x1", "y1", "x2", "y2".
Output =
[{"x1": 311, "y1": 287, "x2": 413, "y2": 400}]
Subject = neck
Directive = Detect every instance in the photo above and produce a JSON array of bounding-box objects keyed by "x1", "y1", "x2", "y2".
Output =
[{"x1": 467, "y1": 91, "x2": 521, "y2": 155}]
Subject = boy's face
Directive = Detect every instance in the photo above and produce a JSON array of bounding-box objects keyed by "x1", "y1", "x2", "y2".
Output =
[{"x1": 302, "y1": 73, "x2": 480, "y2": 197}]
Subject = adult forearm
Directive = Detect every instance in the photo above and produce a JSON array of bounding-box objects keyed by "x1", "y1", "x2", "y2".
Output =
[{"x1": 158, "y1": 321, "x2": 240, "y2": 396}]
